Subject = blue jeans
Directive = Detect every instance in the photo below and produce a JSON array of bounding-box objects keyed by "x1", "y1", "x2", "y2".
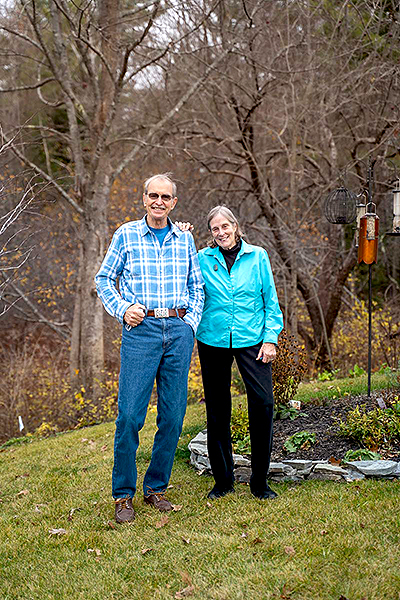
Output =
[{"x1": 112, "y1": 316, "x2": 194, "y2": 499}]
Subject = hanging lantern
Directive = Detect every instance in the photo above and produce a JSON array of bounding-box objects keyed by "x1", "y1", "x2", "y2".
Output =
[
  {"x1": 387, "y1": 179, "x2": 400, "y2": 236},
  {"x1": 358, "y1": 202, "x2": 379, "y2": 264},
  {"x1": 323, "y1": 187, "x2": 357, "y2": 224}
]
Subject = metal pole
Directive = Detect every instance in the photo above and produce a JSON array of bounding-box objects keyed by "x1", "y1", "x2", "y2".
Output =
[{"x1": 368, "y1": 263, "x2": 372, "y2": 397}]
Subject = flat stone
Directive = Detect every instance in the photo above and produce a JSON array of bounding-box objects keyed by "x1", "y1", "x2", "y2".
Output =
[
  {"x1": 269, "y1": 462, "x2": 297, "y2": 476},
  {"x1": 343, "y1": 469, "x2": 366, "y2": 482},
  {"x1": 233, "y1": 454, "x2": 251, "y2": 467},
  {"x1": 282, "y1": 460, "x2": 313, "y2": 471},
  {"x1": 234, "y1": 466, "x2": 251, "y2": 483},
  {"x1": 188, "y1": 431, "x2": 208, "y2": 454},
  {"x1": 345, "y1": 460, "x2": 398, "y2": 477},
  {"x1": 308, "y1": 472, "x2": 343, "y2": 481},
  {"x1": 313, "y1": 463, "x2": 349, "y2": 476},
  {"x1": 190, "y1": 453, "x2": 211, "y2": 470}
]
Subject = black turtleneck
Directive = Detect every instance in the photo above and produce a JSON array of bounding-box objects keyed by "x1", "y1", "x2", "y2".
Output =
[{"x1": 219, "y1": 239, "x2": 242, "y2": 273}]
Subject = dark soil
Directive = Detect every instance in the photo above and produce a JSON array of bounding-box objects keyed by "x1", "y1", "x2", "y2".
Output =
[{"x1": 269, "y1": 389, "x2": 400, "y2": 463}]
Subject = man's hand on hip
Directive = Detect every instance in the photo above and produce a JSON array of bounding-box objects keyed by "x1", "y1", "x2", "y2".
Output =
[{"x1": 124, "y1": 303, "x2": 146, "y2": 327}]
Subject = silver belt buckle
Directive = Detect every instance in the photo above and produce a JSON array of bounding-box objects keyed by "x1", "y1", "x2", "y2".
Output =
[{"x1": 154, "y1": 307, "x2": 169, "y2": 318}]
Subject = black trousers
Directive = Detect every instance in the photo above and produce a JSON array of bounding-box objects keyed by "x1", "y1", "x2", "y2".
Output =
[{"x1": 197, "y1": 340, "x2": 274, "y2": 493}]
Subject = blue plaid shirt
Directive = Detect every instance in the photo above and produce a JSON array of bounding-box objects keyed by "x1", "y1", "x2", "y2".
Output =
[{"x1": 95, "y1": 216, "x2": 204, "y2": 332}]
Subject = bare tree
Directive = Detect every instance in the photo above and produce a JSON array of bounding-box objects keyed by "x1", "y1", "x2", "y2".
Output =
[
  {"x1": 168, "y1": 0, "x2": 400, "y2": 369},
  {"x1": 0, "y1": 0, "x2": 234, "y2": 393}
]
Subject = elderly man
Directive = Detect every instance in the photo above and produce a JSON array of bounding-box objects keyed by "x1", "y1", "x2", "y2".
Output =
[{"x1": 95, "y1": 173, "x2": 204, "y2": 523}]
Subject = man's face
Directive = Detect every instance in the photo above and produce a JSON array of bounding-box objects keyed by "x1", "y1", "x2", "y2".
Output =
[{"x1": 143, "y1": 178, "x2": 177, "y2": 228}]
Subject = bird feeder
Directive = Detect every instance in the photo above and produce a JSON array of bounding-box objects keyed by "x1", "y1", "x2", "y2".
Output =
[
  {"x1": 323, "y1": 186, "x2": 357, "y2": 224},
  {"x1": 387, "y1": 179, "x2": 400, "y2": 236},
  {"x1": 358, "y1": 202, "x2": 379, "y2": 264},
  {"x1": 355, "y1": 192, "x2": 367, "y2": 248}
]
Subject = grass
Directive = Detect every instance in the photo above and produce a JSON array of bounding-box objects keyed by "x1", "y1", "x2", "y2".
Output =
[
  {"x1": 1, "y1": 399, "x2": 400, "y2": 600},
  {"x1": 294, "y1": 372, "x2": 398, "y2": 405}
]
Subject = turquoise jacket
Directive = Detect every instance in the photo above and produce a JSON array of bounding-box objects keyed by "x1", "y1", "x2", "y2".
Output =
[{"x1": 196, "y1": 240, "x2": 283, "y2": 348}]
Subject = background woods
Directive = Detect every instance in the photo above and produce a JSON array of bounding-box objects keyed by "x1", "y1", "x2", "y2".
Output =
[{"x1": 0, "y1": 0, "x2": 399, "y2": 442}]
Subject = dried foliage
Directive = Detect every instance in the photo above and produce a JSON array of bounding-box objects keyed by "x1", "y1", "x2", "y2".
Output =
[{"x1": 272, "y1": 330, "x2": 308, "y2": 408}]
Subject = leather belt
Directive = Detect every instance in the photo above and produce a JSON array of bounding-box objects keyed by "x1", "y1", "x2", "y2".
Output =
[{"x1": 147, "y1": 308, "x2": 186, "y2": 318}]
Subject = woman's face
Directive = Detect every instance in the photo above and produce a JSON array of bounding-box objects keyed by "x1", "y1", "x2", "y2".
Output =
[{"x1": 209, "y1": 213, "x2": 237, "y2": 250}]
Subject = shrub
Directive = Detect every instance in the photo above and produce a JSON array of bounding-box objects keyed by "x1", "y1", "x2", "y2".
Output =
[
  {"x1": 283, "y1": 431, "x2": 316, "y2": 454},
  {"x1": 187, "y1": 353, "x2": 204, "y2": 404},
  {"x1": 337, "y1": 400, "x2": 400, "y2": 450},
  {"x1": 231, "y1": 404, "x2": 251, "y2": 454},
  {"x1": 272, "y1": 329, "x2": 307, "y2": 411}
]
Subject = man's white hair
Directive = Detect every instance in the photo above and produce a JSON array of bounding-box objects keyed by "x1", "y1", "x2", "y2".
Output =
[{"x1": 143, "y1": 173, "x2": 177, "y2": 197}]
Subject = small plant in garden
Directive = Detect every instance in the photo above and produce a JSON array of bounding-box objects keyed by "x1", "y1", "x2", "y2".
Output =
[
  {"x1": 317, "y1": 368, "x2": 340, "y2": 381},
  {"x1": 283, "y1": 431, "x2": 316, "y2": 453},
  {"x1": 337, "y1": 400, "x2": 400, "y2": 450},
  {"x1": 274, "y1": 403, "x2": 308, "y2": 421},
  {"x1": 343, "y1": 449, "x2": 381, "y2": 462},
  {"x1": 348, "y1": 364, "x2": 366, "y2": 378}
]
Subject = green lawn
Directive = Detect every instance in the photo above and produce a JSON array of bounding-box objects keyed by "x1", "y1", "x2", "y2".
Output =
[{"x1": 1, "y1": 401, "x2": 399, "y2": 600}]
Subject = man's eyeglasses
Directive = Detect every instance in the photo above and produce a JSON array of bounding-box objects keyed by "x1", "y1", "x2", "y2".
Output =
[{"x1": 146, "y1": 192, "x2": 173, "y2": 202}]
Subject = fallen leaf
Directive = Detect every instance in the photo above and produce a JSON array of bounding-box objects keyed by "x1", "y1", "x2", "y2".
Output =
[
  {"x1": 155, "y1": 514, "x2": 169, "y2": 528},
  {"x1": 175, "y1": 585, "x2": 195, "y2": 598},
  {"x1": 280, "y1": 583, "x2": 293, "y2": 598},
  {"x1": 100, "y1": 444, "x2": 108, "y2": 452},
  {"x1": 284, "y1": 545, "x2": 296, "y2": 556},
  {"x1": 107, "y1": 520, "x2": 117, "y2": 530},
  {"x1": 17, "y1": 489, "x2": 29, "y2": 497},
  {"x1": 252, "y1": 537, "x2": 263, "y2": 545},
  {"x1": 49, "y1": 528, "x2": 67, "y2": 536},
  {"x1": 141, "y1": 548, "x2": 153, "y2": 555},
  {"x1": 67, "y1": 507, "x2": 82, "y2": 521},
  {"x1": 328, "y1": 456, "x2": 341, "y2": 466},
  {"x1": 181, "y1": 537, "x2": 191, "y2": 544},
  {"x1": 172, "y1": 504, "x2": 183, "y2": 512}
]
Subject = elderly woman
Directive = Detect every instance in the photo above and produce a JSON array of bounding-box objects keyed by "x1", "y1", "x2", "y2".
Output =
[{"x1": 193, "y1": 206, "x2": 283, "y2": 500}]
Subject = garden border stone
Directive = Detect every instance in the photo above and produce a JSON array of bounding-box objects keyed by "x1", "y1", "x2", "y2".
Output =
[{"x1": 188, "y1": 430, "x2": 400, "y2": 483}]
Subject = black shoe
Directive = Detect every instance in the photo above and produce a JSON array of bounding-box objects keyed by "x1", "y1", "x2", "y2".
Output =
[
  {"x1": 207, "y1": 485, "x2": 235, "y2": 500},
  {"x1": 251, "y1": 484, "x2": 278, "y2": 500}
]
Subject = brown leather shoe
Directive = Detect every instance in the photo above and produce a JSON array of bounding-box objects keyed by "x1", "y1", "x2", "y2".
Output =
[
  {"x1": 144, "y1": 492, "x2": 173, "y2": 512},
  {"x1": 114, "y1": 497, "x2": 135, "y2": 523}
]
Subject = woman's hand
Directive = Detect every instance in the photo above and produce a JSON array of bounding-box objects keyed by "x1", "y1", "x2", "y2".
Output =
[
  {"x1": 257, "y1": 342, "x2": 276, "y2": 363},
  {"x1": 175, "y1": 221, "x2": 194, "y2": 232}
]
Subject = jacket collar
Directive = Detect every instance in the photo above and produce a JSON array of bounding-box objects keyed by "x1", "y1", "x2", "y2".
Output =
[{"x1": 203, "y1": 238, "x2": 254, "y2": 258}]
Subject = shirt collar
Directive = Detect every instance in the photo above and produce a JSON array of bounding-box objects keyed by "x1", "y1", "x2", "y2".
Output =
[{"x1": 139, "y1": 215, "x2": 180, "y2": 237}]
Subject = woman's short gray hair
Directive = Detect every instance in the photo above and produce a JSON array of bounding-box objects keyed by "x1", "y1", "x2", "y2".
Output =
[
  {"x1": 143, "y1": 173, "x2": 177, "y2": 197},
  {"x1": 207, "y1": 205, "x2": 244, "y2": 247}
]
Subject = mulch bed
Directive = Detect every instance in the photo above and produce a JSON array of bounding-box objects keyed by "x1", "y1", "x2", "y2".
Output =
[{"x1": 269, "y1": 389, "x2": 400, "y2": 463}]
